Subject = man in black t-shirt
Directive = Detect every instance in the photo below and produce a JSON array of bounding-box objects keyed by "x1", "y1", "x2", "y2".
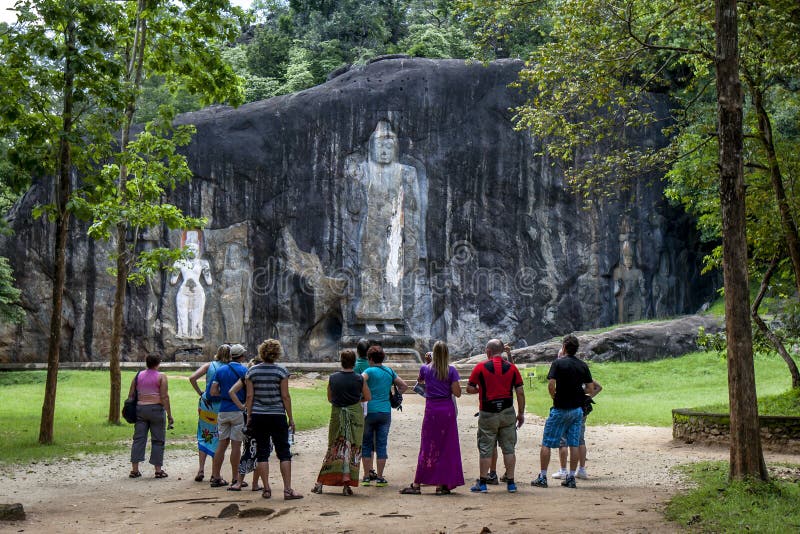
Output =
[{"x1": 531, "y1": 334, "x2": 596, "y2": 489}]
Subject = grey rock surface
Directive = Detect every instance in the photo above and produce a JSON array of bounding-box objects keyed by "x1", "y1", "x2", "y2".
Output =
[
  {"x1": 458, "y1": 315, "x2": 724, "y2": 364},
  {"x1": 0, "y1": 58, "x2": 717, "y2": 362},
  {"x1": 218, "y1": 503, "x2": 240, "y2": 518}
]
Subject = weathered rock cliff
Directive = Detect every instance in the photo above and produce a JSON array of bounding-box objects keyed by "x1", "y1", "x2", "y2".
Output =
[{"x1": 0, "y1": 58, "x2": 716, "y2": 362}]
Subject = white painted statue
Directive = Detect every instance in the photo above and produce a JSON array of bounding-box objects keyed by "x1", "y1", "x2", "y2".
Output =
[{"x1": 171, "y1": 231, "x2": 212, "y2": 339}]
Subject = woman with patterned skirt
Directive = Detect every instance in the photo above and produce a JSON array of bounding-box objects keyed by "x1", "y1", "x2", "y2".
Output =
[{"x1": 312, "y1": 350, "x2": 371, "y2": 495}]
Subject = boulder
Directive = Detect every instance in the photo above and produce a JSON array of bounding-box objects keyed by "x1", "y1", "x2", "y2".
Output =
[{"x1": 458, "y1": 314, "x2": 723, "y2": 364}]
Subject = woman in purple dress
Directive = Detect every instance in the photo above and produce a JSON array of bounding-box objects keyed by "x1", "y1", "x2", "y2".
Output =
[{"x1": 400, "y1": 341, "x2": 464, "y2": 495}]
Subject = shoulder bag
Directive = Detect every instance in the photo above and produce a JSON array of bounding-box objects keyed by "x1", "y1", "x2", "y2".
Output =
[
  {"x1": 122, "y1": 370, "x2": 142, "y2": 424},
  {"x1": 378, "y1": 366, "x2": 403, "y2": 411}
]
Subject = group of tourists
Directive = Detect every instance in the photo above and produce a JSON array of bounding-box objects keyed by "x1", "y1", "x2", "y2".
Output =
[{"x1": 126, "y1": 333, "x2": 602, "y2": 498}]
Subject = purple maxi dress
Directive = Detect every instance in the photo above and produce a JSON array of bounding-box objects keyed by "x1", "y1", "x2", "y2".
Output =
[{"x1": 413, "y1": 364, "x2": 465, "y2": 489}]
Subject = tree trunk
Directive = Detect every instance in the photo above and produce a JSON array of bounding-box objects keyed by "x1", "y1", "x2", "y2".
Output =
[
  {"x1": 750, "y1": 86, "x2": 800, "y2": 295},
  {"x1": 715, "y1": 0, "x2": 768, "y2": 481},
  {"x1": 39, "y1": 20, "x2": 77, "y2": 445},
  {"x1": 751, "y1": 256, "x2": 800, "y2": 389},
  {"x1": 109, "y1": 0, "x2": 147, "y2": 423},
  {"x1": 108, "y1": 224, "x2": 127, "y2": 423}
]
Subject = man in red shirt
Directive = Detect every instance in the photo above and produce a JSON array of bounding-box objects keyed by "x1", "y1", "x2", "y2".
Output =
[{"x1": 466, "y1": 339, "x2": 526, "y2": 493}]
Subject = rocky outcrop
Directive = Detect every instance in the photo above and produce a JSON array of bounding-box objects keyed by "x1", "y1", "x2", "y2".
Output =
[
  {"x1": 0, "y1": 58, "x2": 717, "y2": 362},
  {"x1": 457, "y1": 315, "x2": 723, "y2": 364}
]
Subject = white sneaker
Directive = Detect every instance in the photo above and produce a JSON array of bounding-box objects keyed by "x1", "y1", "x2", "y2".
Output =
[
  {"x1": 576, "y1": 467, "x2": 588, "y2": 479},
  {"x1": 552, "y1": 469, "x2": 567, "y2": 479}
]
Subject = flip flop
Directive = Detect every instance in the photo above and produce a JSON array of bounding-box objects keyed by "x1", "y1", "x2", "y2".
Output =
[
  {"x1": 227, "y1": 485, "x2": 242, "y2": 491},
  {"x1": 284, "y1": 489, "x2": 304, "y2": 500},
  {"x1": 399, "y1": 484, "x2": 421, "y2": 495},
  {"x1": 210, "y1": 478, "x2": 229, "y2": 487},
  {"x1": 262, "y1": 488, "x2": 272, "y2": 499},
  {"x1": 129, "y1": 471, "x2": 142, "y2": 478},
  {"x1": 194, "y1": 472, "x2": 204, "y2": 482},
  {"x1": 251, "y1": 485, "x2": 264, "y2": 492}
]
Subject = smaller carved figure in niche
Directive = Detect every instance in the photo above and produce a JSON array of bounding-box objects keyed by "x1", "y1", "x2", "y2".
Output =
[
  {"x1": 577, "y1": 254, "x2": 604, "y2": 327},
  {"x1": 171, "y1": 230, "x2": 212, "y2": 339},
  {"x1": 652, "y1": 252, "x2": 677, "y2": 318},
  {"x1": 220, "y1": 243, "x2": 250, "y2": 343},
  {"x1": 613, "y1": 240, "x2": 646, "y2": 324}
]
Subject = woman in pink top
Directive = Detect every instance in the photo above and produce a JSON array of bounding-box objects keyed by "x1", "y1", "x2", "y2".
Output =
[{"x1": 128, "y1": 355, "x2": 173, "y2": 478}]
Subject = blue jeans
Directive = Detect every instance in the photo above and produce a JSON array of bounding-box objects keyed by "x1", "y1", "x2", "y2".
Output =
[
  {"x1": 541, "y1": 407, "x2": 584, "y2": 448},
  {"x1": 362, "y1": 411, "x2": 391, "y2": 459}
]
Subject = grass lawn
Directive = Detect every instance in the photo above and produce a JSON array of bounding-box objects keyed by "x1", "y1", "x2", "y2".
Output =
[
  {"x1": 0, "y1": 370, "x2": 330, "y2": 465},
  {"x1": 666, "y1": 461, "x2": 800, "y2": 532},
  {"x1": 523, "y1": 351, "x2": 799, "y2": 426}
]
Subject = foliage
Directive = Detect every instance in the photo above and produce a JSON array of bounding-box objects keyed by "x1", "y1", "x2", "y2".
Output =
[
  {"x1": 227, "y1": 0, "x2": 481, "y2": 101},
  {"x1": 0, "y1": 370, "x2": 330, "y2": 465},
  {"x1": 0, "y1": 257, "x2": 24, "y2": 323},
  {"x1": 455, "y1": 0, "x2": 550, "y2": 60},
  {"x1": 666, "y1": 461, "x2": 800, "y2": 532},
  {"x1": 400, "y1": 23, "x2": 477, "y2": 58},
  {"x1": 72, "y1": 118, "x2": 206, "y2": 285},
  {"x1": 247, "y1": 24, "x2": 293, "y2": 79},
  {"x1": 524, "y1": 351, "x2": 796, "y2": 426},
  {"x1": 134, "y1": 76, "x2": 203, "y2": 125},
  {"x1": 696, "y1": 326, "x2": 727, "y2": 357}
]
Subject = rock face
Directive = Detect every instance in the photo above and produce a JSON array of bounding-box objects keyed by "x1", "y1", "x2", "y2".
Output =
[{"x1": 0, "y1": 58, "x2": 716, "y2": 363}]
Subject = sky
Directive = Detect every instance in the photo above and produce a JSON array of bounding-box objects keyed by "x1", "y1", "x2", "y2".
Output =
[
  {"x1": 0, "y1": 0, "x2": 15, "y2": 24},
  {"x1": 0, "y1": 0, "x2": 253, "y2": 24}
]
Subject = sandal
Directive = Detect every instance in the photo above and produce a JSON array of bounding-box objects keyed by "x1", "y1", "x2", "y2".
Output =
[
  {"x1": 311, "y1": 483, "x2": 323, "y2": 494},
  {"x1": 227, "y1": 485, "x2": 242, "y2": 491},
  {"x1": 399, "y1": 484, "x2": 421, "y2": 495},
  {"x1": 342, "y1": 485, "x2": 353, "y2": 496},
  {"x1": 284, "y1": 488, "x2": 304, "y2": 500},
  {"x1": 209, "y1": 477, "x2": 229, "y2": 487},
  {"x1": 155, "y1": 471, "x2": 168, "y2": 479},
  {"x1": 251, "y1": 485, "x2": 264, "y2": 492},
  {"x1": 194, "y1": 471, "x2": 204, "y2": 482},
  {"x1": 129, "y1": 471, "x2": 141, "y2": 478},
  {"x1": 261, "y1": 488, "x2": 272, "y2": 499},
  {"x1": 435, "y1": 485, "x2": 451, "y2": 495},
  {"x1": 240, "y1": 481, "x2": 248, "y2": 488}
]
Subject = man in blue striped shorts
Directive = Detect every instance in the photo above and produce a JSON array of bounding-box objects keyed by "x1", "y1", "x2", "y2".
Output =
[{"x1": 531, "y1": 334, "x2": 596, "y2": 489}]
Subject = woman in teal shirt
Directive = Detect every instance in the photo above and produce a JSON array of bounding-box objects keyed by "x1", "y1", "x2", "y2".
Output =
[{"x1": 360, "y1": 345, "x2": 408, "y2": 486}]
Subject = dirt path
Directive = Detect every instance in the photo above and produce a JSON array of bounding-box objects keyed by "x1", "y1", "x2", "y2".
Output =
[{"x1": 2, "y1": 394, "x2": 798, "y2": 533}]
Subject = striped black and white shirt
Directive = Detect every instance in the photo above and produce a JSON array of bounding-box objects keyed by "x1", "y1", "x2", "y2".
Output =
[{"x1": 246, "y1": 363, "x2": 290, "y2": 415}]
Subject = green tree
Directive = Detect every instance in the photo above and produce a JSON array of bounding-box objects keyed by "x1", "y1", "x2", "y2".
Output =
[
  {"x1": 81, "y1": 0, "x2": 243, "y2": 425},
  {"x1": 472, "y1": 0, "x2": 775, "y2": 478},
  {"x1": 1, "y1": 0, "x2": 125, "y2": 444},
  {"x1": 247, "y1": 25, "x2": 293, "y2": 79}
]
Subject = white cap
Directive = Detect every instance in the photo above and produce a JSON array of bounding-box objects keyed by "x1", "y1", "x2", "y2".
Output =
[{"x1": 230, "y1": 344, "x2": 246, "y2": 358}]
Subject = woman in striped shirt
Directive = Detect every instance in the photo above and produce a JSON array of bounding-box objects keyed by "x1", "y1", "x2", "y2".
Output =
[{"x1": 244, "y1": 339, "x2": 303, "y2": 500}]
